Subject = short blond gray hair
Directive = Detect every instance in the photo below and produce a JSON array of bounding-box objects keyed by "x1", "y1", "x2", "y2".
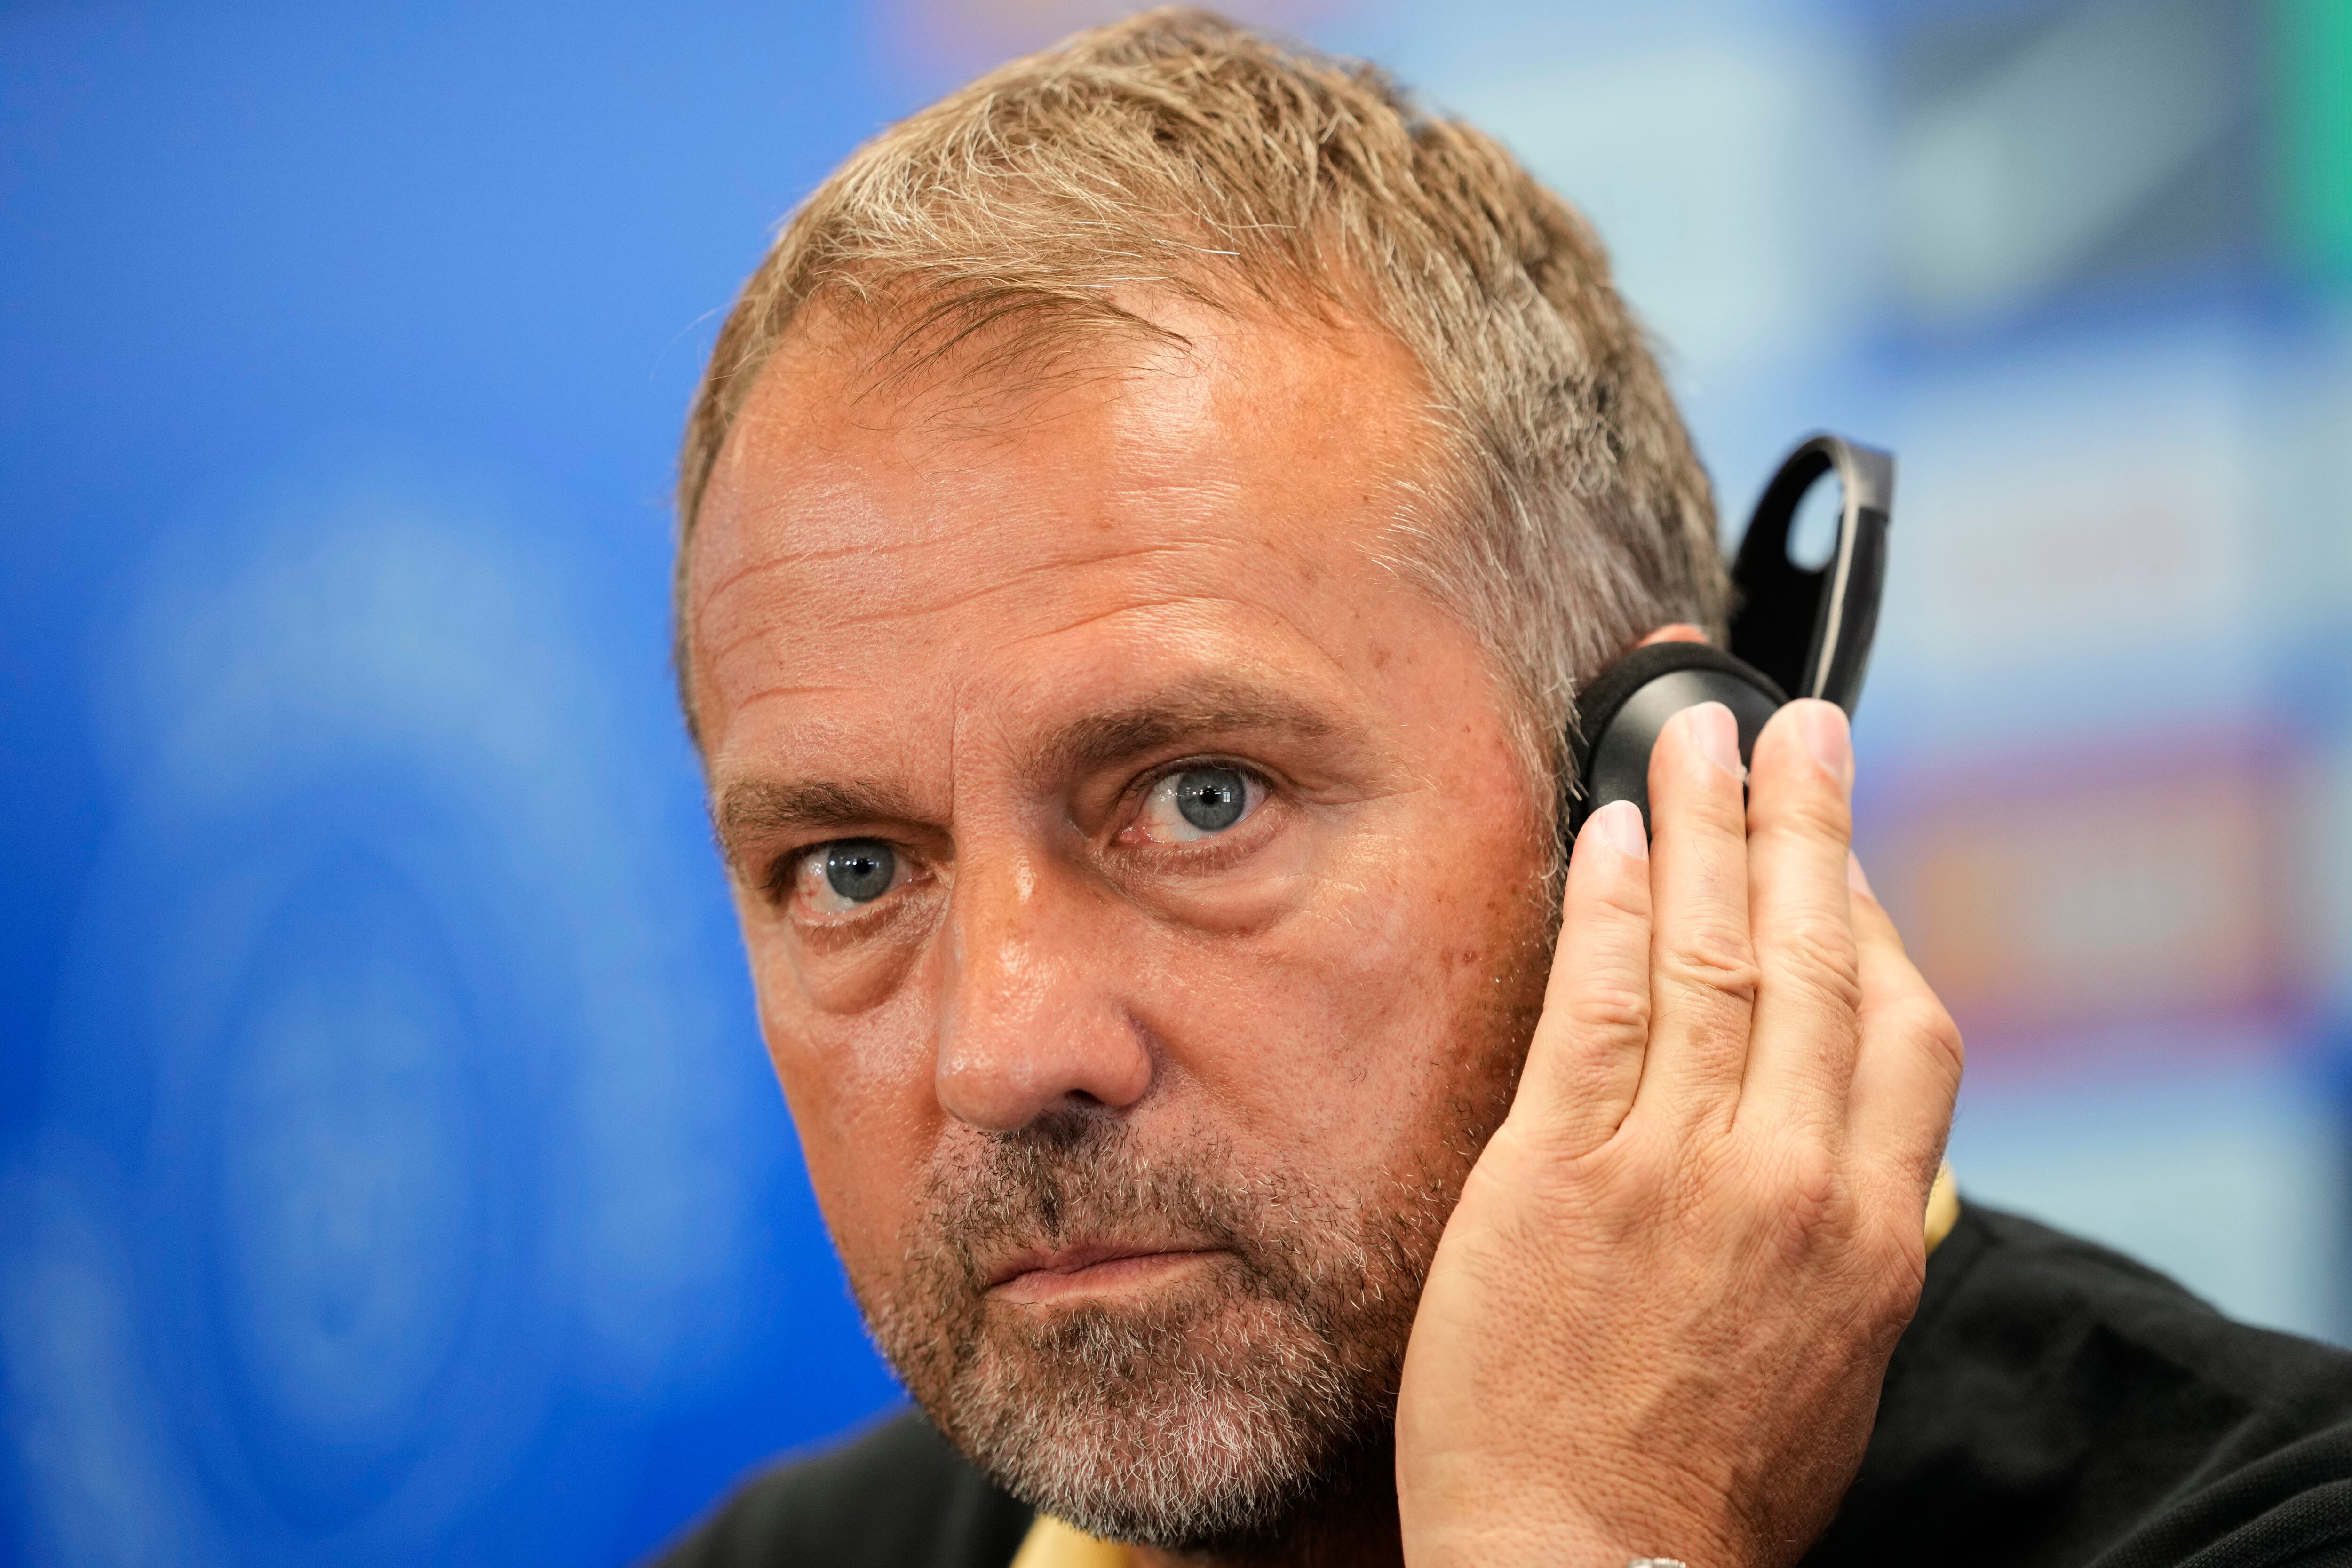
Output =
[{"x1": 676, "y1": 7, "x2": 1727, "y2": 801}]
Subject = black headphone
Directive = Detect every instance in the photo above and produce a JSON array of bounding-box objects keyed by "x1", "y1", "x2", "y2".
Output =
[{"x1": 1564, "y1": 434, "x2": 1895, "y2": 840}]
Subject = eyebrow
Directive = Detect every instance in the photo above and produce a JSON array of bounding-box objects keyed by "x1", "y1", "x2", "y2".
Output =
[
  {"x1": 1035, "y1": 681, "x2": 1342, "y2": 781},
  {"x1": 709, "y1": 777, "x2": 926, "y2": 869}
]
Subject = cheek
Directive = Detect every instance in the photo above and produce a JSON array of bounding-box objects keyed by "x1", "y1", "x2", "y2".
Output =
[
  {"x1": 746, "y1": 929, "x2": 944, "y2": 1273},
  {"x1": 1130, "y1": 810, "x2": 1548, "y2": 1162}
]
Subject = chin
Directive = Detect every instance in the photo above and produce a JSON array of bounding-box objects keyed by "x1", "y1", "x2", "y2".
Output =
[
  {"x1": 879, "y1": 1261, "x2": 1394, "y2": 1548},
  {"x1": 950, "y1": 1294, "x2": 1386, "y2": 1548}
]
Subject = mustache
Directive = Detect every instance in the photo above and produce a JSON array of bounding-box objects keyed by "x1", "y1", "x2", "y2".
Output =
[{"x1": 916, "y1": 1109, "x2": 1308, "y2": 1298}]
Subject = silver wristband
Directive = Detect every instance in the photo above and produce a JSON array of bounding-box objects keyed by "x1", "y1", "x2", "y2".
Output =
[{"x1": 1627, "y1": 1559, "x2": 1690, "y2": 1568}]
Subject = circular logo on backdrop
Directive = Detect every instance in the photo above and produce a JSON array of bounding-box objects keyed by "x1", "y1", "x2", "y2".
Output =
[{"x1": 7, "y1": 462, "x2": 758, "y2": 1566}]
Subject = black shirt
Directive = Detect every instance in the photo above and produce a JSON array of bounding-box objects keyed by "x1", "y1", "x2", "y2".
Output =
[{"x1": 656, "y1": 1206, "x2": 2352, "y2": 1567}]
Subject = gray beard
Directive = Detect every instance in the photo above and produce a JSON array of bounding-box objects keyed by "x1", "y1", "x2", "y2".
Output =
[{"x1": 855, "y1": 1111, "x2": 1459, "y2": 1552}]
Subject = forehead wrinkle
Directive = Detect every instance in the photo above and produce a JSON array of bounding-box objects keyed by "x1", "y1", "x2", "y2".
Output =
[
  {"x1": 722, "y1": 682, "x2": 871, "y2": 728},
  {"x1": 703, "y1": 522, "x2": 946, "y2": 583},
  {"x1": 1006, "y1": 568, "x2": 1381, "y2": 692},
  {"x1": 697, "y1": 623, "x2": 842, "y2": 697},
  {"x1": 705, "y1": 536, "x2": 936, "y2": 611},
  {"x1": 1004, "y1": 590, "x2": 1287, "y2": 651},
  {"x1": 700, "y1": 607, "x2": 852, "y2": 673},
  {"x1": 715, "y1": 517, "x2": 1220, "y2": 600},
  {"x1": 689, "y1": 533, "x2": 934, "y2": 645},
  {"x1": 723, "y1": 536, "x2": 1236, "y2": 645}
]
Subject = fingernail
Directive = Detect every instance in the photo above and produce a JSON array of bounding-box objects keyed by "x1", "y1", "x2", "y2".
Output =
[
  {"x1": 1685, "y1": 702, "x2": 1741, "y2": 779},
  {"x1": 1847, "y1": 851, "x2": 1873, "y2": 897},
  {"x1": 1586, "y1": 799, "x2": 1648, "y2": 860},
  {"x1": 1798, "y1": 701, "x2": 1853, "y2": 790}
]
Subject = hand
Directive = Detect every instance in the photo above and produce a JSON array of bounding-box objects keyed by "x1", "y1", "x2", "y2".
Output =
[{"x1": 1394, "y1": 699, "x2": 1964, "y2": 1568}]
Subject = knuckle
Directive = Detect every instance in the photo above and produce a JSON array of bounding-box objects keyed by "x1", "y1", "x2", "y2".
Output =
[
  {"x1": 1924, "y1": 1015, "x2": 1968, "y2": 1084},
  {"x1": 1780, "y1": 970, "x2": 1865, "y2": 1028},
  {"x1": 1767, "y1": 915, "x2": 1862, "y2": 1006},
  {"x1": 1863, "y1": 1235, "x2": 1929, "y2": 1323},
  {"x1": 1772, "y1": 1136, "x2": 1842, "y2": 1215},
  {"x1": 1888, "y1": 996, "x2": 1967, "y2": 1081},
  {"x1": 1606, "y1": 1116, "x2": 1683, "y2": 1190},
  {"x1": 1738, "y1": 1138, "x2": 1845, "y2": 1262},
  {"x1": 1562, "y1": 980, "x2": 1650, "y2": 1041},
  {"x1": 1754, "y1": 783, "x2": 1852, "y2": 843},
  {"x1": 1661, "y1": 923, "x2": 1760, "y2": 1005},
  {"x1": 1584, "y1": 879, "x2": 1650, "y2": 925},
  {"x1": 1872, "y1": 1199, "x2": 1932, "y2": 1287}
]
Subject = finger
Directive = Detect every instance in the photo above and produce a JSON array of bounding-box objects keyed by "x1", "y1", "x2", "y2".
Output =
[
  {"x1": 1844, "y1": 856, "x2": 1965, "y2": 1190},
  {"x1": 1632, "y1": 701, "x2": 1758, "y2": 1132},
  {"x1": 1512, "y1": 799, "x2": 1654, "y2": 1157},
  {"x1": 1736, "y1": 700, "x2": 1861, "y2": 1135}
]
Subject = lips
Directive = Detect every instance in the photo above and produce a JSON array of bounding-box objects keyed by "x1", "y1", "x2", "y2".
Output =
[{"x1": 985, "y1": 1241, "x2": 1227, "y2": 1297}]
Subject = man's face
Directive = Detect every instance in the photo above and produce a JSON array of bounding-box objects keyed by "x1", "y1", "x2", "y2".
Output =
[{"x1": 686, "y1": 301, "x2": 1556, "y2": 1545}]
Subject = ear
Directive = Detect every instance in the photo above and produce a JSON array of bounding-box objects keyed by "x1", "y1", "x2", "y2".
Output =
[{"x1": 1635, "y1": 622, "x2": 1709, "y2": 649}]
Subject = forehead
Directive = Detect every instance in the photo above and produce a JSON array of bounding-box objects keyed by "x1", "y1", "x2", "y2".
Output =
[{"x1": 683, "y1": 300, "x2": 1452, "y2": 770}]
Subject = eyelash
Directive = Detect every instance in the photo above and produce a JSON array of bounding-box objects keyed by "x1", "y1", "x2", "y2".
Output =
[
  {"x1": 1123, "y1": 759, "x2": 1269, "y2": 847},
  {"x1": 767, "y1": 840, "x2": 920, "y2": 927}
]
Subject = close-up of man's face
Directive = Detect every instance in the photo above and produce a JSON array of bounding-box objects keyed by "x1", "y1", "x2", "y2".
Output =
[
  {"x1": 25, "y1": 7, "x2": 2352, "y2": 1568},
  {"x1": 683, "y1": 298, "x2": 1560, "y2": 1545}
]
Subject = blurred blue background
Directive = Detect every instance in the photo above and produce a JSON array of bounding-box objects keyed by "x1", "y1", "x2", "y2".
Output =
[{"x1": 2, "y1": 0, "x2": 2348, "y2": 1562}]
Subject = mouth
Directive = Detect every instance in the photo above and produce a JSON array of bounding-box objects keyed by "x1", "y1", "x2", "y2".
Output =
[{"x1": 985, "y1": 1242, "x2": 1229, "y2": 1305}]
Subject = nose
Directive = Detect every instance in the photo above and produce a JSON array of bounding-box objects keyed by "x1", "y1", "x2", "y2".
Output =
[{"x1": 934, "y1": 848, "x2": 1154, "y2": 1132}]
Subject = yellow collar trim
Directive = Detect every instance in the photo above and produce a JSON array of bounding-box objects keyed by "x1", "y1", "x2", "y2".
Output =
[
  {"x1": 1014, "y1": 1169, "x2": 1962, "y2": 1568},
  {"x1": 1923, "y1": 1163, "x2": 1960, "y2": 1252},
  {"x1": 1009, "y1": 1515, "x2": 1131, "y2": 1568}
]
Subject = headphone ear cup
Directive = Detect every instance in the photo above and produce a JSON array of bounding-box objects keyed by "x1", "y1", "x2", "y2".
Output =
[{"x1": 1565, "y1": 642, "x2": 1788, "y2": 839}]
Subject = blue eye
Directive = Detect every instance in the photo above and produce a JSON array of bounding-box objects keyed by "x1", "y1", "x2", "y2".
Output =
[
  {"x1": 823, "y1": 839, "x2": 898, "y2": 903},
  {"x1": 1137, "y1": 767, "x2": 1260, "y2": 843},
  {"x1": 791, "y1": 838, "x2": 906, "y2": 916},
  {"x1": 1173, "y1": 768, "x2": 1246, "y2": 831}
]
